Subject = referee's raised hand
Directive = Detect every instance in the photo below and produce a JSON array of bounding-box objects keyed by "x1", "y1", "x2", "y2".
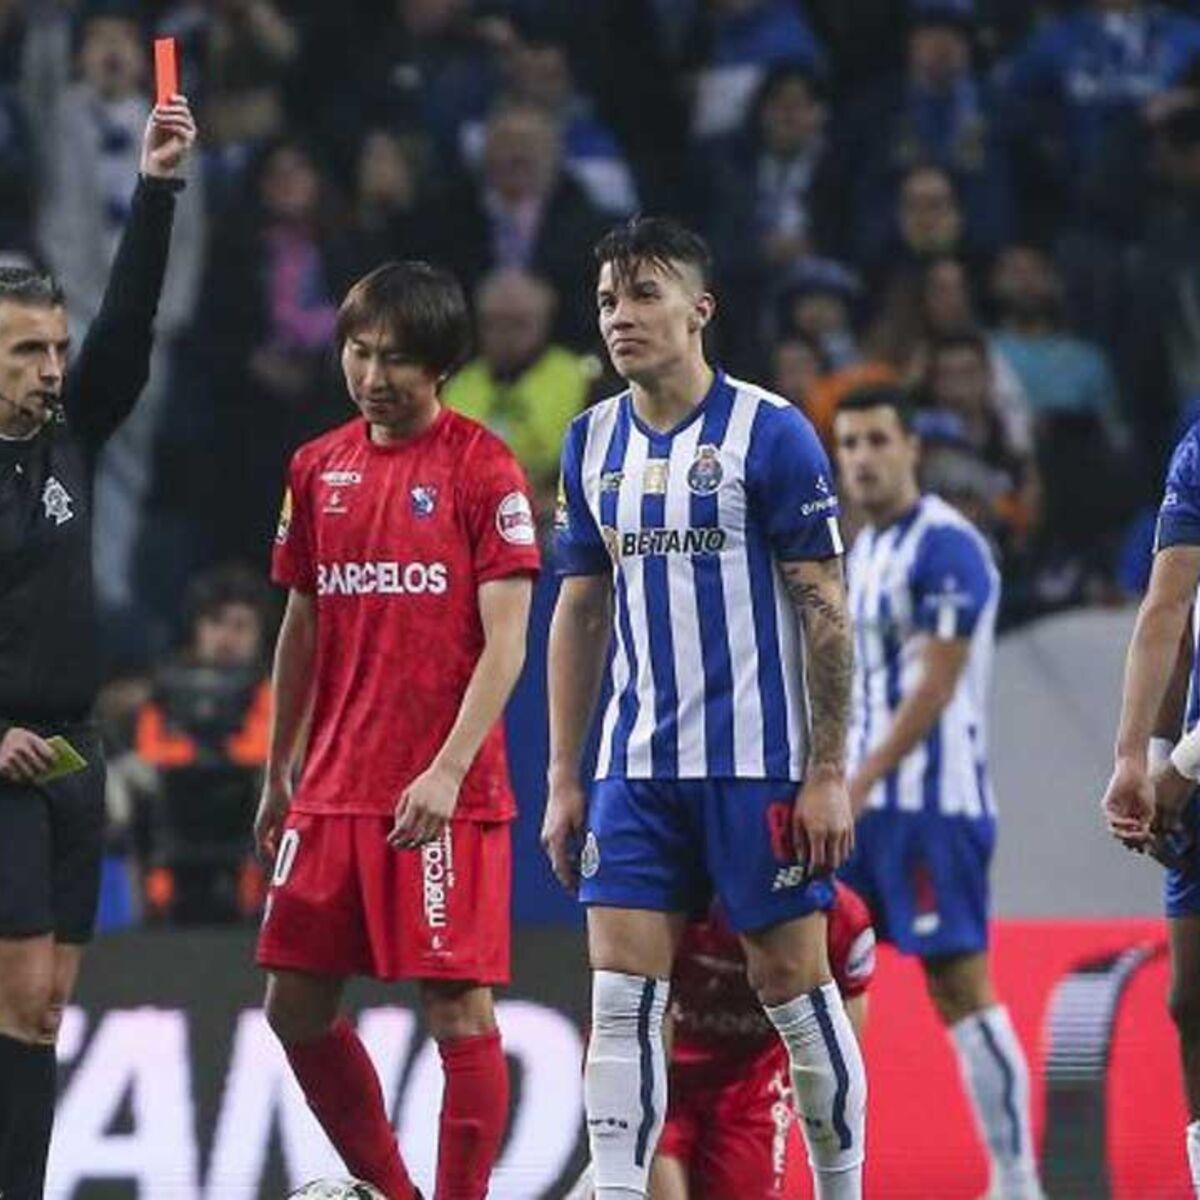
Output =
[
  {"x1": 140, "y1": 94, "x2": 197, "y2": 179},
  {"x1": 0, "y1": 727, "x2": 55, "y2": 783}
]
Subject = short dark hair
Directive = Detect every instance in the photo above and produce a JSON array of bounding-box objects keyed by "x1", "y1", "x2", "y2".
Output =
[
  {"x1": 594, "y1": 216, "x2": 714, "y2": 291},
  {"x1": 0, "y1": 268, "x2": 63, "y2": 310},
  {"x1": 836, "y1": 384, "x2": 917, "y2": 432},
  {"x1": 184, "y1": 563, "x2": 272, "y2": 634},
  {"x1": 336, "y1": 261, "x2": 471, "y2": 379}
]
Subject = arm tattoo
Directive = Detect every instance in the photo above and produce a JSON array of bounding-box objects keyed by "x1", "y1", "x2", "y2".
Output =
[{"x1": 782, "y1": 559, "x2": 853, "y2": 771}]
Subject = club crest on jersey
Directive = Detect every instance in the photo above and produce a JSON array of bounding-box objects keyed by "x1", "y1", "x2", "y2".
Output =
[
  {"x1": 42, "y1": 476, "x2": 73, "y2": 526},
  {"x1": 496, "y1": 491, "x2": 535, "y2": 545},
  {"x1": 410, "y1": 484, "x2": 438, "y2": 518},
  {"x1": 686, "y1": 444, "x2": 723, "y2": 495}
]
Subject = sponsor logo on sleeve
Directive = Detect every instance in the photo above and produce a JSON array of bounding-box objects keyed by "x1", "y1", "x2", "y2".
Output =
[
  {"x1": 275, "y1": 488, "x2": 293, "y2": 544},
  {"x1": 800, "y1": 473, "x2": 839, "y2": 517},
  {"x1": 496, "y1": 491, "x2": 536, "y2": 545}
]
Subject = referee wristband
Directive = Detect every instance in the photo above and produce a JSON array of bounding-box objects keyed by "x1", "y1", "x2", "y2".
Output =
[{"x1": 1170, "y1": 727, "x2": 1200, "y2": 782}]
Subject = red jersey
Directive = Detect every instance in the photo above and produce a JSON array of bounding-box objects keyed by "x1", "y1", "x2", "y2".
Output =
[
  {"x1": 670, "y1": 882, "x2": 875, "y2": 1073},
  {"x1": 272, "y1": 409, "x2": 540, "y2": 820}
]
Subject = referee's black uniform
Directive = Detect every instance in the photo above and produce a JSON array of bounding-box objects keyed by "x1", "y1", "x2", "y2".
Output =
[{"x1": 0, "y1": 174, "x2": 181, "y2": 943}]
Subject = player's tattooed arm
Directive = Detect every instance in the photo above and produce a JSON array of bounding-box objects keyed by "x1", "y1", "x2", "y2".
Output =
[{"x1": 782, "y1": 556, "x2": 852, "y2": 772}]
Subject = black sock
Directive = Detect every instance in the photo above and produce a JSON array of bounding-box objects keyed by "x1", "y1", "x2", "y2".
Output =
[{"x1": 0, "y1": 1032, "x2": 56, "y2": 1200}]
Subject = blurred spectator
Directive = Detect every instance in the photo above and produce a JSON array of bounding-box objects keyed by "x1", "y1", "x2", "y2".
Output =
[
  {"x1": 704, "y1": 64, "x2": 832, "y2": 338},
  {"x1": 0, "y1": 0, "x2": 33, "y2": 255},
  {"x1": 191, "y1": 0, "x2": 299, "y2": 209},
  {"x1": 824, "y1": 0, "x2": 1012, "y2": 271},
  {"x1": 421, "y1": 102, "x2": 609, "y2": 347},
  {"x1": 922, "y1": 330, "x2": 1041, "y2": 554},
  {"x1": 868, "y1": 254, "x2": 1033, "y2": 447},
  {"x1": 771, "y1": 256, "x2": 861, "y2": 367},
  {"x1": 461, "y1": 23, "x2": 638, "y2": 216},
  {"x1": 686, "y1": 0, "x2": 826, "y2": 139},
  {"x1": 24, "y1": 2, "x2": 205, "y2": 652},
  {"x1": 114, "y1": 564, "x2": 273, "y2": 925},
  {"x1": 990, "y1": 243, "x2": 1125, "y2": 445},
  {"x1": 1002, "y1": 0, "x2": 1200, "y2": 217},
  {"x1": 328, "y1": 127, "x2": 428, "y2": 297},
  {"x1": 444, "y1": 267, "x2": 596, "y2": 515},
  {"x1": 1124, "y1": 91, "x2": 1200, "y2": 478},
  {"x1": 200, "y1": 136, "x2": 343, "y2": 569}
]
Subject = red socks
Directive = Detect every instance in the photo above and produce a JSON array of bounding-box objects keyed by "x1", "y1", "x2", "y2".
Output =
[
  {"x1": 286, "y1": 1019, "x2": 418, "y2": 1200},
  {"x1": 435, "y1": 1030, "x2": 509, "y2": 1200}
]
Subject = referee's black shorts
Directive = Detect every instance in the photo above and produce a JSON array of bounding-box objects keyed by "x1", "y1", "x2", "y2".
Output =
[{"x1": 0, "y1": 726, "x2": 106, "y2": 944}]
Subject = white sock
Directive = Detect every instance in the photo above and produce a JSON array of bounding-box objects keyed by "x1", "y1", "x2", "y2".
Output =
[
  {"x1": 586, "y1": 970, "x2": 669, "y2": 1199},
  {"x1": 1187, "y1": 1120, "x2": 1200, "y2": 1196},
  {"x1": 764, "y1": 981, "x2": 867, "y2": 1200},
  {"x1": 949, "y1": 1005, "x2": 1041, "y2": 1199}
]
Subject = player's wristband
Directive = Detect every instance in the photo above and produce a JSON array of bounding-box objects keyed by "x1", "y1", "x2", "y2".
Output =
[
  {"x1": 1149, "y1": 737, "x2": 1175, "y2": 772},
  {"x1": 1170, "y1": 726, "x2": 1200, "y2": 782}
]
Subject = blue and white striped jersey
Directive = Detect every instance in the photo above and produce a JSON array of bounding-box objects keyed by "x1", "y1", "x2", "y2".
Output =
[
  {"x1": 846, "y1": 495, "x2": 999, "y2": 818},
  {"x1": 555, "y1": 370, "x2": 842, "y2": 782},
  {"x1": 1156, "y1": 419, "x2": 1200, "y2": 732}
]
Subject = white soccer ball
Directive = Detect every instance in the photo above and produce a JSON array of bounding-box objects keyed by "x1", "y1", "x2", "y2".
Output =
[{"x1": 286, "y1": 1181, "x2": 388, "y2": 1200}]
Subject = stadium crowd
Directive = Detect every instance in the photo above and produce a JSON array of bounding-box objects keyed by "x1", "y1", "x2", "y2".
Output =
[{"x1": 10, "y1": 0, "x2": 1200, "y2": 920}]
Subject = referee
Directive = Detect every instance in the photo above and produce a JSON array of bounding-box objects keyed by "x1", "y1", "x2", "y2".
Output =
[{"x1": 0, "y1": 97, "x2": 196, "y2": 1198}]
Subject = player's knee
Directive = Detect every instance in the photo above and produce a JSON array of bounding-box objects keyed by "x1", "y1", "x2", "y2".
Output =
[
  {"x1": 923, "y1": 955, "x2": 992, "y2": 1025},
  {"x1": 0, "y1": 975, "x2": 56, "y2": 1044},
  {"x1": 746, "y1": 955, "x2": 826, "y2": 1007},
  {"x1": 263, "y1": 982, "x2": 337, "y2": 1045},
  {"x1": 421, "y1": 982, "x2": 495, "y2": 1041},
  {"x1": 1169, "y1": 978, "x2": 1200, "y2": 1038}
]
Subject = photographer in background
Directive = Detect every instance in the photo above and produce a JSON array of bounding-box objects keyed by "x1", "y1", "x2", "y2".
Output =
[{"x1": 111, "y1": 564, "x2": 274, "y2": 925}]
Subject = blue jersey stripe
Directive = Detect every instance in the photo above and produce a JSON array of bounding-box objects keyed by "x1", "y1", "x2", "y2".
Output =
[
  {"x1": 878, "y1": 589, "x2": 902, "y2": 810},
  {"x1": 922, "y1": 721, "x2": 942, "y2": 813},
  {"x1": 601, "y1": 404, "x2": 637, "y2": 773},
  {"x1": 692, "y1": 382, "x2": 737, "y2": 775},
  {"x1": 643, "y1": 443, "x2": 679, "y2": 776},
  {"x1": 746, "y1": 519, "x2": 790, "y2": 777}
]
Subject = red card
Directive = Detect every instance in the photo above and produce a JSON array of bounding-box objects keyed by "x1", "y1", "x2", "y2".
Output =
[{"x1": 154, "y1": 37, "x2": 179, "y2": 107}]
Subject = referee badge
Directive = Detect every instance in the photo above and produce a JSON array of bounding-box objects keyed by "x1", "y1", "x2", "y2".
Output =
[
  {"x1": 686, "y1": 445, "x2": 723, "y2": 495},
  {"x1": 42, "y1": 476, "x2": 74, "y2": 526}
]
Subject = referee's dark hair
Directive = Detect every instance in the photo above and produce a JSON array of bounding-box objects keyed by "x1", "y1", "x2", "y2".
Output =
[
  {"x1": 836, "y1": 384, "x2": 918, "y2": 433},
  {"x1": 0, "y1": 268, "x2": 63, "y2": 309},
  {"x1": 594, "y1": 216, "x2": 715, "y2": 292},
  {"x1": 336, "y1": 261, "x2": 471, "y2": 380}
]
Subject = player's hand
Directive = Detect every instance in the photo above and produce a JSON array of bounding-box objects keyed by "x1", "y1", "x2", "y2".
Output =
[
  {"x1": 1101, "y1": 757, "x2": 1155, "y2": 849},
  {"x1": 0, "y1": 727, "x2": 55, "y2": 783},
  {"x1": 389, "y1": 763, "x2": 460, "y2": 850},
  {"x1": 793, "y1": 766, "x2": 855, "y2": 876},
  {"x1": 141, "y1": 95, "x2": 197, "y2": 179},
  {"x1": 542, "y1": 771, "x2": 587, "y2": 892},
  {"x1": 254, "y1": 775, "x2": 291, "y2": 863}
]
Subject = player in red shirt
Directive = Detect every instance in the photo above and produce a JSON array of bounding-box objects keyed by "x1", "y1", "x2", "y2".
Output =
[
  {"x1": 566, "y1": 882, "x2": 875, "y2": 1200},
  {"x1": 252, "y1": 262, "x2": 540, "y2": 1200}
]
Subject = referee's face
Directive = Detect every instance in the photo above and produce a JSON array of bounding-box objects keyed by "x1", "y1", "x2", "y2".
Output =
[{"x1": 0, "y1": 301, "x2": 69, "y2": 433}]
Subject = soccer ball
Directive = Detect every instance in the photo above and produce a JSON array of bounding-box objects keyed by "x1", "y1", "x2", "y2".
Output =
[{"x1": 286, "y1": 1181, "x2": 387, "y2": 1200}]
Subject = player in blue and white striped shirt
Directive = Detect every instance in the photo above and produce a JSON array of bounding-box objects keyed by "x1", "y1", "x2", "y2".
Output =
[
  {"x1": 543, "y1": 217, "x2": 865, "y2": 1200},
  {"x1": 835, "y1": 388, "x2": 1042, "y2": 1200}
]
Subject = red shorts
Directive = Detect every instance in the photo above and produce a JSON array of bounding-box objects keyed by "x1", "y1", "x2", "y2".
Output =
[
  {"x1": 256, "y1": 813, "x2": 511, "y2": 984},
  {"x1": 658, "y1": 1044, "x2": 807, "y2": 1200}
]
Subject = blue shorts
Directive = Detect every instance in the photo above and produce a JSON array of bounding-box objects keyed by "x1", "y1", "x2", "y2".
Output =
[
  {"x1": 839, "y1": 807, "x2": 994, "y2": 958},
  {"x1": 1164, "y1": 791, "x2": 1200, "y2": 918},
  {"x1": 578, "y1": 779, "x2": 833, "y2": 933}
]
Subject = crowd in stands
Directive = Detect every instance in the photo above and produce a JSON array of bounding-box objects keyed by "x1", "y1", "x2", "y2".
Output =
[{"x1": 10, "y1": 0, "x2": 1200, "y2": 919}]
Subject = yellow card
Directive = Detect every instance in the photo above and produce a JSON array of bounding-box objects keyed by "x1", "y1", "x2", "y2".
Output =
[{"x1": 35, "y1": 735, "x2": 88, "y2": 784}]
